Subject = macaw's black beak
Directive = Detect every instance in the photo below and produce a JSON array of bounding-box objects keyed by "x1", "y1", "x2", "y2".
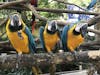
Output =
[
  {"x1": 80, "y1": 25, "x2": 88, "y2": 37},
  {"x1": 51, "y1": 24, "x2": 56, "y2": 32}
]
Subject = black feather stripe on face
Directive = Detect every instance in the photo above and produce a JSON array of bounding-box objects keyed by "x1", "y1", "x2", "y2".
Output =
[
  {"x1": 9, "y1": 25, "x2": 23, "y2": 32},
  {"x1": 46, "y1": 29, "x2": 57, "y2": 34}
]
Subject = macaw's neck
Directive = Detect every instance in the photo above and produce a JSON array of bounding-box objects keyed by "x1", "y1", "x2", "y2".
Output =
[{"x1": 9, "y1": 24, "x2": 23, "y2": 32}]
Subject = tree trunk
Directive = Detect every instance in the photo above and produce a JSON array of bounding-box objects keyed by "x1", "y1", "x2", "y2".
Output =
[{"x1": 0, "y1": 51, "x2": 100, "y2": 70}]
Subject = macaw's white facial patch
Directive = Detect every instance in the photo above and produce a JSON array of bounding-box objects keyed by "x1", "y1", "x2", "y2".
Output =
[
  {"x1": 19, "y1": 20, "x2": 21, "y2": 26},
  {"x1": 47, "y1": 24, "x2": 52, "y2": 31},
  {"x1": 10, "y1": 19, "x2": 14, "y2": 26}
]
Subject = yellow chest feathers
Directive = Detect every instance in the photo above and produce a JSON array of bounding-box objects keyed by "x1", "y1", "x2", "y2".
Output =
[
  {"x1": 43, "y1": 30, "x2": 60, "y2": 52},
  {"x1": 6, "y1": 30, "x2": 30, "y2": 53},
  {"x1": 6, "y1": 19, "x2": 30, "y2": 53},
  {"x1": 67, "y1": 25, "x2": 84, "y2": 52}
]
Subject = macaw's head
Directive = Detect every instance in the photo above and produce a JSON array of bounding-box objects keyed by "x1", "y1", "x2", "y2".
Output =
[
  {"x1": 9, "y1": 13, "x2": 23, "y2": 32},
  {"x1": 47, "y1": 20, "x2": 58, "y2": 34}
]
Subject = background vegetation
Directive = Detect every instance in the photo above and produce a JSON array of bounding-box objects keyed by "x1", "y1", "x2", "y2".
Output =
[{"x1": 0, "y1": 0, "x2": 96, "y2": 75}]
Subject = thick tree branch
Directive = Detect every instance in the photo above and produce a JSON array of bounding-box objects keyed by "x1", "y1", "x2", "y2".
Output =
[
  {"x1": 0, "y1": 0, "x2": 28, "y2": 9},
  {"x1": 35, "y1": 8, "x2": 100, "y2": 16},
  {"x1": 2, "y1": 6, "x2": 100, "y2": 16},
  {"x1": 0, "y1": 51, "x2": 100, "y2": 69}
]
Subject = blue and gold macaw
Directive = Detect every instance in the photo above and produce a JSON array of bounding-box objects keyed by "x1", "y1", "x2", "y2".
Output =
[
  {"x1": 6, "y1": 13, "x2": 41, "y2": 75},
  {"x1": 87, "y1": 0, "x2": 97, "y2": 10},
  {"x1": 61, "y1": 23, "x2": 88, "y2": 53},
  {"x1": 6, "y1": 13, "x2": 36, "y2": 54},
  {"x1": 39, "y1": 20, "x2": 61, "y2": 53},
  {"x1": 39, "y1": 20, "x2": 61, "y2": 75}
]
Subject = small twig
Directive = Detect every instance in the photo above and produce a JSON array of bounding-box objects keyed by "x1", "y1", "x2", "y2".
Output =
[
  {"x1": 53, "y1": 0, "x2": 87, "y2": 11},
  {"x1": 87, "y1": 28, "x2": 100, "y2": 35}
]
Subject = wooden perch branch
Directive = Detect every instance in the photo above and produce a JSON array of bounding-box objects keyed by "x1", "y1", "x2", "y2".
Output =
[
  {"x1": 2, "y1": 6, "x2": 100, "y2": 16},
  {"x1": 0, "y1": 0, "x2": 99, "y2": 16},
  {"x1": 0, "y1": 51, "x2": 100, "y2": 69},
  {"x1": 35, "y1": 7, "x2": 100, "y2": 15},
  {"x1": 0, "y1": 0, "x2": 27, "y2": 10}
]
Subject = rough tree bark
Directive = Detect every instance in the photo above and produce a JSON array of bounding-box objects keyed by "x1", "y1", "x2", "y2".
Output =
[{"x1": 0, "y1": 51, "x2": 100, "y2": 70}]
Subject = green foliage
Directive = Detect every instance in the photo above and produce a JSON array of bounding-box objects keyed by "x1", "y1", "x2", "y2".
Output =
[
  {"x1": 38, "y1": 0, "x2": 65, "y2": 20},
  {"x1": 37, "y1": 0, "x2": 92, "y2": 21}
]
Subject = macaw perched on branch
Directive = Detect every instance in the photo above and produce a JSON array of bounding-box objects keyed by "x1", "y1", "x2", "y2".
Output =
[
  {"x1": 61, "y1": 22, "x2": 88, "y2": 54},
  {"x1": 39, "y1": 20, "x2": 61, "y2": 53},
  {"x1": 6, "y1": 13, "x2": 41, "y2": 75},
  {"x1": 39, "y1": 20, "x2": 61, "y2": 75},
  {"x1": 87, "y1": 0, "x2": 97, "y2": 10},
  {"x1": 6, "y1": 13, "x2": 36, "y2": 54}
]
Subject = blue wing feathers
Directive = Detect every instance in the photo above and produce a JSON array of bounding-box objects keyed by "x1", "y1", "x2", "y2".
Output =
[
  {"x1": 61, "y1": 25, "x2": 69, "y2": 51},
  {"x1": 24, "y1": 26, "x2": 36, "y2": 53},
  {"x1": 39, "y1": 26, "x2": 46, "y2": 51}
]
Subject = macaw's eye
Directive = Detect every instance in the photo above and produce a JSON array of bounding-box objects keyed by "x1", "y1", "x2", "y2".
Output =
[{"x1": 47, "y1": 24, "x2": 52, "y2": 31}]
